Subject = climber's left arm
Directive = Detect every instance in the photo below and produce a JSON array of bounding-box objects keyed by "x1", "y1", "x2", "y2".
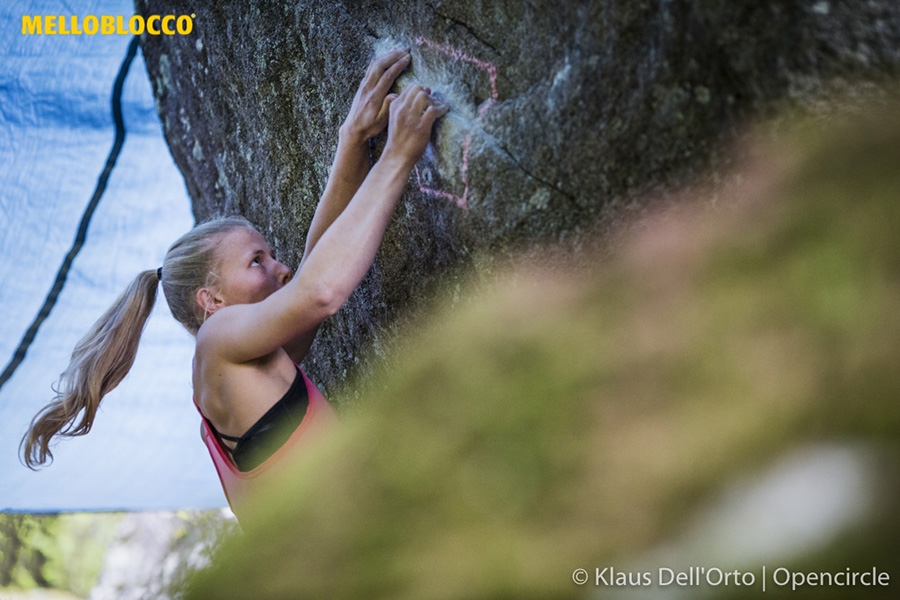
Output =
[{"x1": 300, "y1": 47, "x2": 411, "y2": 268}]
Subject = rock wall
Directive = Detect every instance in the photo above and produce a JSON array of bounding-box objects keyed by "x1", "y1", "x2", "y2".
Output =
[{"x1": 135, "y1": 0, "x2": 900, "y2": 396}]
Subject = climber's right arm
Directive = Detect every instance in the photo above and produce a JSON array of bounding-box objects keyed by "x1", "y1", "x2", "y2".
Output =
[{"x1": 200, "y1": 85, "x2": 447, "y2": 364}]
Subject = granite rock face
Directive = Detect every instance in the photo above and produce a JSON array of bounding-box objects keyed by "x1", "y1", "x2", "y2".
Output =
[{"x1": 136, "y1": 0, "x2": 900, "y2": 396}]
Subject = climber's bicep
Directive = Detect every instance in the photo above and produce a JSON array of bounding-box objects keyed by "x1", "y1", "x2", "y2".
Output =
[{"x1": 197, "y1": 283, "x2": 333, "y2": 364}]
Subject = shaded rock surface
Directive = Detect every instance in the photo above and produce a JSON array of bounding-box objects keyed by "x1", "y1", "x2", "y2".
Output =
[{"x1": 136, "y1": 0, "x2": 900, "y2": 396}]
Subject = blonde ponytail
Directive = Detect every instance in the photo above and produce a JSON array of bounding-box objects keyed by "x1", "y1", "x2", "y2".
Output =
[
  {"x1": 21, "y1": 216, "x2": 255, "y2": 468},
  {"x1": 21, "y1": 269, "x2": 160, "y2": 468}
]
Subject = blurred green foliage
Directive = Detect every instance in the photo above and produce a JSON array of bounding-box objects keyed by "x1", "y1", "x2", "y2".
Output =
[{"x1": 0, "y1": 512, "x2": 121, "y2": 597}]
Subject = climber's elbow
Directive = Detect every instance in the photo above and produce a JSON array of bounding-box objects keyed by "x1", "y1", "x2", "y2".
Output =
[
  {"x1": 288, "y1": 270, "x2": 351, "y2": 322},
  {"x1": 308, "y1": 281, "x2": 346, "y2": 319}
]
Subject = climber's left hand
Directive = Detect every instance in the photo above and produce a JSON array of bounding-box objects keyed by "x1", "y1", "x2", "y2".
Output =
[{"x1": 340, "y1": 47, "x2": 411, "y2": 143}]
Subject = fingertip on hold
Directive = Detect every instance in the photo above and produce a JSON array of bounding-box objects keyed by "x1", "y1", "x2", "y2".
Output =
[
  {"x1": 429, "y1": 91, "x2": 448, "y2": 110},
  {"x1": 429, "y1": 102, "x2": 451, "y2": 117}
]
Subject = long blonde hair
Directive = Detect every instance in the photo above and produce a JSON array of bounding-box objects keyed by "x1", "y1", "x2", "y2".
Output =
[{"x1": 21, "y1": 216, "x2": 254, "y2": 468}]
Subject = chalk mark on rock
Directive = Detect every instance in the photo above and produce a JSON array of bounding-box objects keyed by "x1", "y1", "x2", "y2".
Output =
[{"x1": 413, "y1": 37, "x2": 499, "y2": 210}]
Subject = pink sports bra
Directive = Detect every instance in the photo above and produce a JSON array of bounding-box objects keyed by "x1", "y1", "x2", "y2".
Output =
[{"x1": 195, "y1": 368, "x2": 338, "y2": 521}]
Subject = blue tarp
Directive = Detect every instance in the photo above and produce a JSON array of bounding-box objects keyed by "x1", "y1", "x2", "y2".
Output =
[{"x1": 1, "y1": 0, "x2": 226, "y2": 511}]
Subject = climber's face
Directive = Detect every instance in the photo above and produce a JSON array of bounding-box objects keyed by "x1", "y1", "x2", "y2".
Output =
[{"x1": 207, "y1": 226, "x2": 293, "y2": 309}]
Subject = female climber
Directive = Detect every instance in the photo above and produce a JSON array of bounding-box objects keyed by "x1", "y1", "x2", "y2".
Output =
[{"x1": 21, "y1": 48, "x2": 448, "y2": 518}]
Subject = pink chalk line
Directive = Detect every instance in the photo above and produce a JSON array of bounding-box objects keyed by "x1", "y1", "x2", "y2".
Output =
[
  {"x1": 414, "y1": 37, "x2": 498, "y2": 103},
  {"x1": 413, "y1": 37, "x2": 499, "y2": 210}
]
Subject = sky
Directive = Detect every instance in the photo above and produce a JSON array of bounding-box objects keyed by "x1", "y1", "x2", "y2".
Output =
[{"x1": 0, "y1": 0, "x2": 226, "y2": 511}]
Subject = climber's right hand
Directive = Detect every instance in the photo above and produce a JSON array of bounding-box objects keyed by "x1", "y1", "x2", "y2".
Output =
[
  {"x1": 382, "y1": 84, "x2": 449, "y2": 169},
  {"x1": 341, "y1": 47, "x2": 411, "y2": 143}
]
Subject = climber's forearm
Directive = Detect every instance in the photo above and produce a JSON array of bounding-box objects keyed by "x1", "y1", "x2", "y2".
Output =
[
  {"x1": 302, "y1": 129, "x2": 371, "y2": 264},
  {"x1": 303, "y1": 48, "x2": 414, "y2": 266},
  {"x1": 294, "y1": 153, "x2": 411, "y2": 312}
]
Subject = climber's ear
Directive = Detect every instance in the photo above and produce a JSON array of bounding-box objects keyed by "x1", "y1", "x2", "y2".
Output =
[{"x1": 196, "y1": 286, "x2": 225, "y2": 316}]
